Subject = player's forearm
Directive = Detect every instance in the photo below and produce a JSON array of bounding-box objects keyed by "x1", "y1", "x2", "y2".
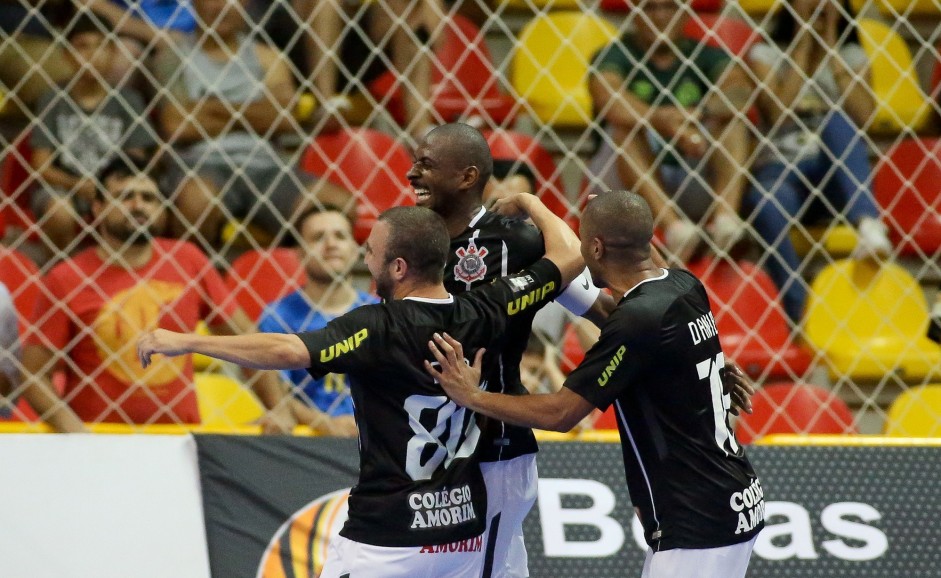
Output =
[
  {"x1": 522, "y1": 196, "x2": 583, "y2": 284},
  {"x1": 140, "y1": 330, "x2": 310, "y2": 370},
  {"x1": 460, "y1": 389, "x2": 579, "y2": 433}
]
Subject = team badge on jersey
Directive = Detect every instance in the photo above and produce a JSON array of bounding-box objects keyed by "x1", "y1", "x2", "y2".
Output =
[{"x1": 453, "y1": 243, "x2": 489, "y2": 283}]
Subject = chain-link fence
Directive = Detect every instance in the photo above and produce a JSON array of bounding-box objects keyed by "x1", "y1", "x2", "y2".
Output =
[{"x1": 1, "y1": 0, "x2": 940, "y2": 437}]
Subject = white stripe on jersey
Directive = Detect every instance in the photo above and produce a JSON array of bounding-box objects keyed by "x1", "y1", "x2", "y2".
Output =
[
  {"x1": 617, "y1": 400, "x2": 662, "y2": 549},
  {"x1": 501, "y1": 241, "x2": 509, "y2": 277}
]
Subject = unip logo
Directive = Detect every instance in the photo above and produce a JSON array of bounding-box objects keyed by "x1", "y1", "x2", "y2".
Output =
[{"x1": 256, "y1": 488, "x2": 351, "y2": 578}]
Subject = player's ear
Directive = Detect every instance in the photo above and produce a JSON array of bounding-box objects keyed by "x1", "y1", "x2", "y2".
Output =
[
  {"x1": 390, "y1": 256, "x2": 408, "y2": 281},
  {"x1": 461, "y1": 165, "x2": 480, "y2": 191},
  {"x1": 591, "y1": 236, "x2": 605, "y2": 261}
]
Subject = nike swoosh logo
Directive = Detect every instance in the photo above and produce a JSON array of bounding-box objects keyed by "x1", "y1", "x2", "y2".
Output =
[{"x1": 581, "y1": 278, "x2": 590, "y2": 290}]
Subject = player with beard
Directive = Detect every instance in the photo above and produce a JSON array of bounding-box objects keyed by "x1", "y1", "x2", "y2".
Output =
[
  {"x1": 408, "y1": 123, "x2": 754, "y2": 578},
  {"x1": 21, "y1": 156, "x2": 292, "y2": 432},
  {"x1": 136, "y1": 199, "x2": 585, "y2": 577}
]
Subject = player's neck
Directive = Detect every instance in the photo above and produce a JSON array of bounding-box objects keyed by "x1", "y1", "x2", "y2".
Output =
[
  {"x1": 609, "y1": 261, "x2": 665, "y2": 296},
  {"x1": 443, "y1": 202, "x2": 484, "y2": 239},
  {"x1": 303, "y1": 278, "x2": 358, "y2": 315},
  {"x1": 394, "y1": 280, "x2": 450, "y2": 301}
]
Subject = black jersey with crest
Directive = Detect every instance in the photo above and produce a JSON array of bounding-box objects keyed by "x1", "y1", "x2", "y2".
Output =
[
  {"x1": 443, "y1": 208, "x2": 548, "y2": 462},
  {"x1": 565, "y1": 268, "x2": 764, "y2": 551},
  {"x1": 297, "y1": 259, "x2": 561, "y2": 547}
]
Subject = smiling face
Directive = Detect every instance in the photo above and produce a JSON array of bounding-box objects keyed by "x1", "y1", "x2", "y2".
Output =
[
  {"x1": 406, "y1": 132, "x2": 472, "y2": 215},
  {"x1": 298, "y1": 211, "x2": 357, "y2": 283}
]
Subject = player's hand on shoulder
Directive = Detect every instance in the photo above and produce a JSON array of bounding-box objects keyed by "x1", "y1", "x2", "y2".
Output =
[
  {"x1": 425, "y1": 333, "x2": 484, "y2": 409},
  {"x1": 722, "y1": 361, "x2": 754, "y2": 415},
  {"x1": 491, "y1": 192, "x2": 538, "y2": 221},
  {"x1": 137, "y1": 329, "x2": 187, "y2": 368}
]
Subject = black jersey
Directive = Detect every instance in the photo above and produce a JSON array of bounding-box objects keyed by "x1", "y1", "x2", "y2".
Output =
[
  {"x1": 444, "y1": 208, "x2": 547, "y2": 462},
  {"x1": 297, "y1": 259, "x2": 561, "y2": 547},
  {"x1": 565, "y1": 269, "x2": 764, "y2": 551}
]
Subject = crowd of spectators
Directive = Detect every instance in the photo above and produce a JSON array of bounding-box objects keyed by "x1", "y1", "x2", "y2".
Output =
[{"x1": 0, "y1": 0, "x2": 932, "y2": 431}]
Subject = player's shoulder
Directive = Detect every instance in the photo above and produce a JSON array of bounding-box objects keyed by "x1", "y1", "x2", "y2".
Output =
[{"x1": 478, "y1": 211, "x2": 543, "y2": 246}]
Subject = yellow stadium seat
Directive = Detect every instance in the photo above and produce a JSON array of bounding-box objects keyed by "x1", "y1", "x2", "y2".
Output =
[
  {"x1": 790, "y1": 224, "x2": 857, "y2": 257},
  {"x1": 736, "y1": 0, "x2": 781, "y2": 15},
  {"x1": 195, "y1": 373, "x2": 265, "y2": 428},
  {"x1": 850, "y1": 0, "x2": 940, "y2": 16},
  {"x1": 511, "y1": 12, "x2": 619, "y2": 127},
  {"x1": 805, "y1": 259, "x2": 941, "y2": 381},
  {"x1": 501, "y1": 0, "x2": 582, "y2": 9},
  {"x1": 857, "y1": 18, "x2": 932, "y2": 135},
  {"x1": 884, "y1": 385, "x2": 941, "y2": 436}
]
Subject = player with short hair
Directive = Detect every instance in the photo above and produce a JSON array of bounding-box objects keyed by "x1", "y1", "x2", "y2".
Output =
[
  {"x1": 427, "y1": 190, "x2": 763, "y2": 578},
  {"x1": 409, "y1": 122, "x2": 610, "y2": 578},
  {"x1": 136, "y1": 197, "x2": 585, "y2": 577}
]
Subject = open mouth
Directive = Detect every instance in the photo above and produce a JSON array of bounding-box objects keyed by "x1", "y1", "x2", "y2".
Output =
[{"x1": 414, "y1": 187, "x2": 431, "y2": 203}]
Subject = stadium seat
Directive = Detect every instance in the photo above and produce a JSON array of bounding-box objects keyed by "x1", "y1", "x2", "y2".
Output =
[
  {"x1": 734, "y1": 0, "x2": 779, "y2": 14},
  {"x1": 850, "y1": 0, "x2": 941, "y2": 16},
  {"x1": 686, "y1": 258, "x2": 812, "y2": 380},
  {"x1": 511, "y1": 12, "x2": 619, "y2": 127},
  {"x1": 0, "y1": 135, "x2": 37, "y2": 240},
  {"x1": 856, "y1": 18, "x2": 931, "y2": 135},
  {"x1": 884, "y1": 384, "x2": 941, "y2": 436},
  {"x1": 501, "y1": 0, "x2": 582, "y2": 10},
  {"x1": 224, "y1": 248, "x2": 306, "y2": 322},
  {"x1": 194, "y1": 372, "x2": 264, "y2": 428},
  {"x1": 483, "y1": 129, "x2": 570, "y2": 222},
  {"x1": 735, "y1": 382, "x2": 856, "y2": 444},
  {"x1": 873, "y1": 137, "x2": 941, "y2": 256},
  {"x1": 369, "y1": 14, "x2": 516, "y2": 126},
  {"x1": 682, "y1": 13, "x2": 760, "y2": 57},
  {"x1": 789, "y1": 224, "x2": 858, "y2": 258},
  {"x1": 0, "y1": 247, "x2": 40, "y2": 334},
  {"x1": 301, "y1": 128, "x2": 414, "y2": 245},
  {"x1": 805, "y1": 259, "x2": 941, "y2": 381},
  {"x1": 600, "y1": 0, "x2": 722, "y2": 12}
]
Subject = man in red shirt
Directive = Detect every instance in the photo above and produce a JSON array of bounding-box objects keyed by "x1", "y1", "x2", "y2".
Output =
[{"x1": 21, "y1": 157, "x2": 292, "y2": 432}]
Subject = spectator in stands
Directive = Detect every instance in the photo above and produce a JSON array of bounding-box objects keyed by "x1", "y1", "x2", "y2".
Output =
[
  {"x1": 286, "y1": 0, "x2": 442, "y2": 141},
  {"x1": 257, "y1": 206, "x2": 377, "y2": 437},
  {"x1": 20, "y1": 157, "x2": 293, "y2": 433},
  {"x1": 520, "y1": 331, "x2": 598, "y2": 431},
  {"x1": 155, "y1": 0, "x2": 352, "y2": 247},
  {"x1": 484, "y1": 159, "x2": 538, "y2": 205},
  {"x1": 0, "y1": 0, "x2": 72, "y2": 116},
  {"x1": 29, "y1": 12, "x2": 157, "y2": 257},
  {"x1": 81, "y1": 0, "x2": 197, "y2": 90},
  {"x1": 746, "y1": 0, "x2": 891, "y2": 323},
  {"x1": 586, "y1": 0, "x2": 752, "y2": 263},
  {"x1": 0, "y1": 282, "x2": 20, "y2": 419}
]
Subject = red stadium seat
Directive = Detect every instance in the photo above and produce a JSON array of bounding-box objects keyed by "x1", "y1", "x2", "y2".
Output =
[
  {"x1": 0, "y1": 135, "x2": 36, "y2": 240},
  {"x1": 559, "y1": 322, "x2": 586, "y2": 374},
  {"x1": 682, "y1": 14, "x2": 761, "y2": 57},
  {"x1": 301, "y1": 128, "x2": 414, "y2": 244},
  {"x1": 483, "y1": 130, "x2": 571, "y2": 224},
  {"x1": 224, "y1": 248, "x2": 307, "y2": 322},
  {"x1": 601, "y1": 0, "x2": 723, "y2": 13},
  {"x1": 369, "y1": 14, "x2": 516, "y2": 126},
  {"x1": 735, "y1": 382, "x2": 856, "y2": 444},
  {"x1": 873, "y1": 137, "x2": 941, "y2": 256},
  {"x1": 686, "y1": 258, "x2": 813, "y2": 380},
  {"x1": 0, "y1": 247, "x2": 40, "y2": 334}
]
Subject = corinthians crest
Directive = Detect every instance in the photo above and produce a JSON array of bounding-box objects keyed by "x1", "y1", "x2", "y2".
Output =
[{"x1": 453, "y1": 243, "x2": 489, "y2": 283}]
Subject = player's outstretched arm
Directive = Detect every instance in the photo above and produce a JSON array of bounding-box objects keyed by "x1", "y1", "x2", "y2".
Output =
[
  {"x1": 137, "y1": 329, "x2": 312, "y2": 371},
  {"x1": 492, "y1": 193, "x2": 584, "y2": 286},
  {"x1": 425, "y1": 333, "x2": 595, "y2": 432}
]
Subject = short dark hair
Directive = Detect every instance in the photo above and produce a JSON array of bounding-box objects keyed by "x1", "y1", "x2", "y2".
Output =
[
  {"x1": 65, "y1": 12, "x2": 111, "y2": 43},
  {"x1": 378, "y1": 206, "x2": 449, "y2": 284},
  {"x1": 287, "y1": 205, "x2": 355, "y2": 247},
  {"x1": 96, "y1": 155, "x2": 161, "y2": 200},
  {"x1": 492, "y1": 159, "x2": 538, "y2": 193},
  {"x1": 427, "y1": 123, "x2": 494, "y2": 192},
  {"x1": 582, "y1": 189, "x2": 654, "y2": 257}
]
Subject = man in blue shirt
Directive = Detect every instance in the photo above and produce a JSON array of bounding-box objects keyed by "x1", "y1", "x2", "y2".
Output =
[{"x1": 258, "y1": 206, "x2": 377, "y2": 436}]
